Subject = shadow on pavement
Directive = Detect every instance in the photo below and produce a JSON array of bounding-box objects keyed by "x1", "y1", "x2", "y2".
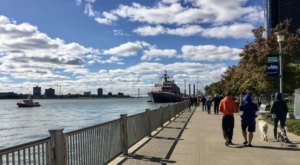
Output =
[
  {"x1": 125, "y1": 154, "x2": 176, "y2": 164},
  {"x1": 228, "y1": 144, "x2": 300, "y2": 151}
]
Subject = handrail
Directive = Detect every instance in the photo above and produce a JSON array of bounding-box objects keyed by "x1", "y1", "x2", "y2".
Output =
[
  {"x1": 0, "y1": 137, "x2": 50, "y2": 155},
  {"x1": 0, "y1": 100, "x2": 189, "y2": 165}
]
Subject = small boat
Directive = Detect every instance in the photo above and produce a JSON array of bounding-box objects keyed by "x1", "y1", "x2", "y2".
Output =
[{"x1": 17, "y1": 97, "x2": 41, "y2": 107}]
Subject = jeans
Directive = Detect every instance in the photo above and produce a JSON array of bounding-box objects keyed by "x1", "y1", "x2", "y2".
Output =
[
  {"x1": 273, "y1": 117, "x2": 287, "y2": 139},
  {"x1": 214, "y1": 104, "x2": 219, "y2": 114}
]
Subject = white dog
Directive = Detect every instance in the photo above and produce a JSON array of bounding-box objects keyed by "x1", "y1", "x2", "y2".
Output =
[{"x1": 258, "y1": 120, "x2": 268, "y2": 141}]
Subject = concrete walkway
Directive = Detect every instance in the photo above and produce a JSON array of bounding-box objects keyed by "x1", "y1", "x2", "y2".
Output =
[{"x1": 112, "y1": 107, "x2": 300, "y2": 165}]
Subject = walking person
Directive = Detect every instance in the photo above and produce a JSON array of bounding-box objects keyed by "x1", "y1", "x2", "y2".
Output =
[
  {"x1": 201, "y1": 96, "x2": 207, "y2": 112},
  {"x1": 271, "y1": 92, "x2": 289, "y2": 143},
  {"x1": 206, "y1": 97, "x2": 212, "y2": 114},
  {"x1": 239, "y1": 94, "x2": 258, "y2": 147},
  {"x1": 213, "y1": 94, "x2": 222, "y2": 114},
  {"x1": 219, "y1": 91, "x2": 238, "y2": 146}
]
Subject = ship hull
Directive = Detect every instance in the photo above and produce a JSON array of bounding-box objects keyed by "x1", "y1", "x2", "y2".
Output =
[{"x1": 148, "y1": 92, "x2": 182, "y2": 103}]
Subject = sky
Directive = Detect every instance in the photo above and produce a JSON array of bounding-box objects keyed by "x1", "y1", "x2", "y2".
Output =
[{"x1": 0, "y1": 0, "x2": 264, "y2": 96}]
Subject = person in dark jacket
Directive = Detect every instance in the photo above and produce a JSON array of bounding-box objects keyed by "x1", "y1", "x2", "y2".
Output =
[
  {"x1": 271, "y1": 92, "x2": 289, "y2": 142},
  {"x1": 239, "y1": 95, "x2": 258, "y2": 146},
  {"x1": 201, "y1": 96, "x2": 207, "y2": 112}
]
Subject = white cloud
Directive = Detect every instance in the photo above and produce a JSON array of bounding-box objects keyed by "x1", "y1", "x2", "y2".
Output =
[
  {"x1": 133, "y1": 25, "x2": 165, "y2": 36},
  {"x1": 93, "y1": 1, "x2": 262, "y2": 25},
  {"x1": 133, "y1": 23, "x2": 254, "y2": 39},
  {"x1": 94, "y1": 17, "x2": 112, "y2": 25},
  {"x1": 161, "y1": 0, "x2": 180, "y2": 4},
  {"x1": 84, "y1": 3, "x2": 95, "y2": 17},
  {"x1": 0, "y1": 15, "x2": 102, "y2": 81},
  {"x1": 0, "y1": 76, "x2": 12, "y2": 82},
  {"x1": 102, "y1": 41, "x2": 149, "y2": 57},
  {"x1": 201, "y1": 23, "x2": 255, "y2": 38},
  {"x1": 166, "y1": 25, "x2": 203, "y2": 36},
  {"x1": 141, "y1": 48, "x2": 177, "y2": 61},
  {"x1": 181, "y1": 45, "x2": 242, "y2": 61},
  {"x1": 113, "y1": 29, "x2": 129, "y2": 36}
]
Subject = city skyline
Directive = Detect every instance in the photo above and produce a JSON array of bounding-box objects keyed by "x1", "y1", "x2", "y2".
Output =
[{"x1": 0, "y1": 0, "x2": 264, "y2": 95}]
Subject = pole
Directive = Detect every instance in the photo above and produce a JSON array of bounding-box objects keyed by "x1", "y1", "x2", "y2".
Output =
[{"x1": 279, "y1": 41, "x2": 283, "y2": 94}]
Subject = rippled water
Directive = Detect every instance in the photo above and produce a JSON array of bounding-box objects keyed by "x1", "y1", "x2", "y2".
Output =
[{"x1": 0, "y1": 98, "x2": 167, "y2": 149}]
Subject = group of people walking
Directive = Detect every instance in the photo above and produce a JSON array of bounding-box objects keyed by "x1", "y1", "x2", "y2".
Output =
[
  {"x1": 195, "y1": 91, "x2": 289, "y2": 147},
  {"x1": 218, "y1": 91, "x2": 289, "y2": 146}
]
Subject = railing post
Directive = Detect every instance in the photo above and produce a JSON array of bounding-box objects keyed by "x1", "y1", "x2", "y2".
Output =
[
  {"x1": 120, "y1": 114, "x2": 128, "y2": 156},
  {"x1": 48, "y1": 129, "x2": 66, "y2": 165},
  {"x1": 169, "y1": 105, "x2": 172, "y2": 121},
  {"x1": 160, "y1": 106, "x2": 164, "y2": 128},
  {"x1": 145, "y1": 109, "x2": 151, "y2": 137}
]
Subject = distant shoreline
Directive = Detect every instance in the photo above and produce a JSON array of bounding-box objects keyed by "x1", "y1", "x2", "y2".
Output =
[{"x1": 0, "y1": 96, "x2": 149, "y2": 99}]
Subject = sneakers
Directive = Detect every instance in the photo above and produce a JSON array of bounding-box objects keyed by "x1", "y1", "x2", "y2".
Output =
[
  {"x1": 225, "y1": 138, "x2": 230, "y2": 146},
  {"x1": 273, "y1": 138, "x2": 278, "y2": 142},
  {"x1": 243, "y1": 141, "x2": 248, "y2": 145},
  {"x1": 248, "y1": 144, "x2": 253, "y2": 147}
]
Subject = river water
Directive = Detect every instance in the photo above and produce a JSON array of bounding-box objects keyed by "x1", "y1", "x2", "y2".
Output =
[{"x1": 0, "y1": 98, "x2": 167, "y2": 149}]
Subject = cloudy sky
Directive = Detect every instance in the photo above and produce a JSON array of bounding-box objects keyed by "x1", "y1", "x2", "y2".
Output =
[{"x1": 0, "y1": 0, "x2": 263, "y2": 96}]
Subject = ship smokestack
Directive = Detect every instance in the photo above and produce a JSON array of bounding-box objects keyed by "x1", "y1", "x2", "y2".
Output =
[{"x1": 193, "y1": 84, "x2": 195, "y2": 96}]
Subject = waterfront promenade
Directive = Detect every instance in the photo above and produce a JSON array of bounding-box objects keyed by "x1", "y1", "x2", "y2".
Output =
[{"x1": 111, "y1": 107, "x2": 300, "y2": 165}]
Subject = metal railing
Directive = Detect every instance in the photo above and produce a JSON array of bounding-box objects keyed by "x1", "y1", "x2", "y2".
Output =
[
  {"x1": 0, "y1": 138, "x2": 50, "y2": 165},
  {"x1": 0, "y1": 100, "x2": 189, "y2": 165},
  {"x1": 65, "y1": 119, "x2": 122, "y2": 165}
]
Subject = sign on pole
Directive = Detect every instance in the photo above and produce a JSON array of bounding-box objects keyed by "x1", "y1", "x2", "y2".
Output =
[{"x1": 267, "y1": 54, "x2": 279, "y2": 76}]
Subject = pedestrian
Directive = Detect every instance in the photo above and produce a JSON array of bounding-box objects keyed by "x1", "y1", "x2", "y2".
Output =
[
  {"x1": 219, "y1": 91, "x2": 238, "y2": 146},
  {"x1": 271, "y1": 92, "x2": 289, "y2": 143},
  {"x1": 213, "y1": 94, "x2": 222, "y2": 114},
  {"x1": 201, "y1": 96, "x2": 207, "y2": 112},
  {"x1": 206, "y1": 97, "x2": 212, "y2": 114},
  {"x1": 239, "y1": 94, "x2": 258, "y2": 147},
  {"x1": 188, "y1": 97, "x2": 193, "y2": 112}
]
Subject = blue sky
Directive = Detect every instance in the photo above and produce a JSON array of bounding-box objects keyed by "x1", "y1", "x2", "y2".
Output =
[{"x1": 0, "y1": 0, "x2": 264, "y2": 95}]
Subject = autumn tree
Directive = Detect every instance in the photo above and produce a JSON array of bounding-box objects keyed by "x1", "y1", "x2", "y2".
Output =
[{"x1": 205, "y1": 20, "x2": 300, "y2": 96}]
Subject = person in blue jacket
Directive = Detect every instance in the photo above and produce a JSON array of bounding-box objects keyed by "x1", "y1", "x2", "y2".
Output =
[{"x1": 239, "y1": 94, "x2": 258, "y2": 147}]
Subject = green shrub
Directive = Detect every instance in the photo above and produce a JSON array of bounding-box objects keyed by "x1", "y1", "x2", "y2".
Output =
[{"x1": 286, "y1": 119, "x2": 300, "y2": 136}]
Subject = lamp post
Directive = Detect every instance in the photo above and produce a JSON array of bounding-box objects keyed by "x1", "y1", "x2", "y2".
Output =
[{"x1": 275, "y1": 31, "x2": 286, "y2": 94}]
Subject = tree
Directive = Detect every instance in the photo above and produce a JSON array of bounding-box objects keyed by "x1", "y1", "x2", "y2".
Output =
[{"x1": 205, "y1": 20, "x2": 300, "y2": 96}]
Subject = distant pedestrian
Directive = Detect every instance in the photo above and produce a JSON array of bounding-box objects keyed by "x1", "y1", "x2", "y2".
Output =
[
  {"x1": 271, "y1": 92, "x2": 289, "y2": 143},
  {"x1": 219, "y1": 91, "x2": 238, "y2": 146},
  {"x1": 188, "y1": 97, "x2": 193, "y2": 112},
  {"x1": 206, "y1": 97, "x2": 212, "y2": 114},
  {"x1": 201, "y1": 96, "x2": 207, "y2": 112},
  {"x1": 213, "y1": 94, "x2": 222, "y2": 114},
  {"x1": 239, "y1": 94, "x2": 258, "y2": 147}
]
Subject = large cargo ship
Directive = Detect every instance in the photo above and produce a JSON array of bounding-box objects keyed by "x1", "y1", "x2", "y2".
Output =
[{"x1": 148, "y1": 71, "x2": 182, "y2": 103}]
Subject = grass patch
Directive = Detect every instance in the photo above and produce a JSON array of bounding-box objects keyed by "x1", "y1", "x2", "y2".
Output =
[{"x1": 286, "y1": 119, "x2": 300, "y2": 136}]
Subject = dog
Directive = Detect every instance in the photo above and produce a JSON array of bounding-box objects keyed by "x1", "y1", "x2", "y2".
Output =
[
  {"x1": 258, "y1": 120, "x2": 268, "y2": 141},
  {"x1": 278, "y1": 132, "x2": 283, "y2": 146}
]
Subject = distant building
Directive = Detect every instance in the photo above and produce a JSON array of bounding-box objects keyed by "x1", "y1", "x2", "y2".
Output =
[
  {"x1": 45, "y1": 88, "x2": 55, "y2": 97},
  {"x1": 0, "y1": 92, "x2": 18, "y2": 99},
  {"x1": 117, "y1": 92, "x2": 124, "y2": 96},
  {"x1": 264, "y1": 0, "x2": 300, "y2": 35},
  {"x1": 97, "y1": 88, "x2": 103, "y2": 96},
  {"x1": 108, "y1": 92, "x2": 112, "y2": 96},
  {"x1": 33, "y1": 86, "x2": 41, "y2": 97},
  {"x1": 84, "y1": 91, "x2": 91, "y2": 96}
]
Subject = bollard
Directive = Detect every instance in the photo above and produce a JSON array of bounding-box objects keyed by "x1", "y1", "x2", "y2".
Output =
[
  {"x1": 145, "y1": 109, "x2": 151, "y2": 137},
  {"x1": 120, "y1": 114, "x2": 128, "y2": 156},
  {"x1": 48, "y1": 129, "x2": 66, "y2": 165}
]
